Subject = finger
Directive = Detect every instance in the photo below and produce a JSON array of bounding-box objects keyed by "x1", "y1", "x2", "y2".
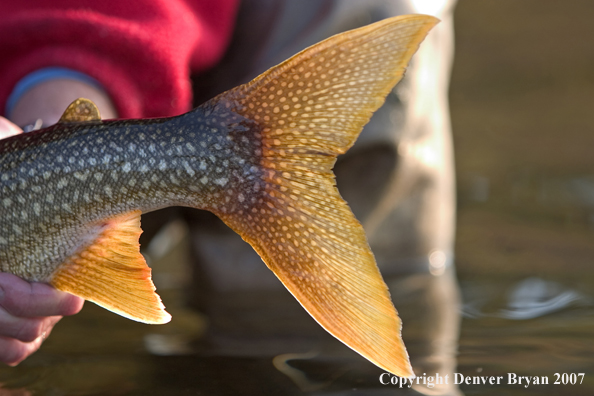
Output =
[
  {"x1": 0, "y1": 273, "x2": 84, "y2": 317},
  {"x1": 0, "y1": 116, "x2": 22, "y2": 139},
  {"x1": 0, "y1": 308, "x2": 61, "y2": 342},
  {"x1": 0, "y1": 328, "x2": 53, "y2": 366}
]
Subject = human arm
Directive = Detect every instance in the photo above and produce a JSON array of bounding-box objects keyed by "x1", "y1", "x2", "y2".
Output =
[{"x1": 0, "y1": 0, "x2": 239, "y2": 120}]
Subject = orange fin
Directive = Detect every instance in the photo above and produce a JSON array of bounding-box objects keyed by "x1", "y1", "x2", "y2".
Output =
[
  {"x1": 58, "y1": 98, "x2": 101, "y2": 123},
  {"x1": 214, "y1": 15, "x2": 438, "y2": 377},
  {"x1": 49, "y1": 211, "x2": 171, "y2": 324}
]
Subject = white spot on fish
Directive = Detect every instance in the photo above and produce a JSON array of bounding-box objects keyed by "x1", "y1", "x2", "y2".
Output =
[
  {"x1": 214, "y1": 177, "x2": 228, "y2": 186},
  {"x1": 74, "y1": 171, "x2": 88, "y2": 181},
  {"x1": 122, "y1": 163, "x2": 132, "y2": 172},
  {"x1": 183, "y1": 161, "x2": 195, "y2": 176}
]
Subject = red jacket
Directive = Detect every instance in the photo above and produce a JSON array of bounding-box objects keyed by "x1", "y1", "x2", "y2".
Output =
[{"x1": 0, "y1": 0, "x2": 239, "y2": 118}]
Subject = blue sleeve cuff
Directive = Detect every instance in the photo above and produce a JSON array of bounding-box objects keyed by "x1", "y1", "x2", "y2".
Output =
[{"x1": 5, "y1": 67, "x2": 103, "y2": 118}]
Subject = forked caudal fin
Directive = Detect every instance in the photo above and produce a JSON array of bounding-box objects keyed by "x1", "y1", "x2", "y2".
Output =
[{"x1": 212, "y1": 15, "x2": 439, "y2": 377}]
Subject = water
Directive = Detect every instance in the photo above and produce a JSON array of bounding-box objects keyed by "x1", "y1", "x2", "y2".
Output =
[
  {"x1": 2, "y1": 230, "x2": 592, "y2": 395},
  {"x1": 450, "y1": 1, "x2": 594, "y2": 393},
  {"x1": 2, "y1": 0, "x2": 594, "y2": 394}
]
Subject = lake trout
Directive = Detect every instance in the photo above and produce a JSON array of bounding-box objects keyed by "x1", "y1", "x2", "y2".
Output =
[{"x1": 0, "y1": 15, "x2": 437, "y2": 377}]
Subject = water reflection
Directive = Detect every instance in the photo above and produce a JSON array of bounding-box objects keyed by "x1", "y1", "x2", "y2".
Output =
[
  {"x1": 0, "y1": 220, "x2": 463, "y2": 395},
  {"x1": 463, "y1": 278, "x2": 591, "y2": 320},
  {"x1": 153, "y1": 219, "x2": 462, "y2": 396},
  {"x1": 499, "y1": 278, "x2": 589, "y2": 320}
]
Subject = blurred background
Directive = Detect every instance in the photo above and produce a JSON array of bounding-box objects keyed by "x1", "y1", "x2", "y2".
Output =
[
  {"x1": 454, "y1": 0, "x2": 594, "y2": 280},
  {"x1": 453, "y1": 1, "x2": 594, "y2": 394},
  {"x1": 2, "y1": 0, "x2": 594, "y2": 395}
]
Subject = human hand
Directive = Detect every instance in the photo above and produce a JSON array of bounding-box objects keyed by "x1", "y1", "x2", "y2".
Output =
[
  {"x1": 0, "y1": 273, "x2": 84, "y2": 366},
  {"x1": 0, "y1": 116, "x2": 22, "y2": 139}
]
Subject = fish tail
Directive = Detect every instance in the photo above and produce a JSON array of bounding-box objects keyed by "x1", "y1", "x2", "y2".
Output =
[{"x1": 207, "y1": 15, "x2": 438, "y2": 377}]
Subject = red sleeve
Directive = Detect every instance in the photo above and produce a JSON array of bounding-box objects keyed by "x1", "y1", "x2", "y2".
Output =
[{"x1": 0, "y1": 0, "x2": 239, "y2": 118}]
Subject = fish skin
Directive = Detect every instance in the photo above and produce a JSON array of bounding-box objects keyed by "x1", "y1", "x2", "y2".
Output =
[
  {"x1": 0, "y1": 15, "x2": 438, "y2": 377},
  {"x1": 0, "y1": 107, "x2": 261, "y2": 280}
]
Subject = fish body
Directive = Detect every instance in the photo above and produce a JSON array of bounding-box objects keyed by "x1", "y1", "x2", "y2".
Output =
[
  {"x1": 0, "y1": 15, "x2": 438, "y2": 377},
  {"x1": 0, "y1": 105, "x2": 261, "y2": 280}
]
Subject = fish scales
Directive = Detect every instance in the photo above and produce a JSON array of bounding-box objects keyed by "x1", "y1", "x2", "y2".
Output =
[
  {"x1": 0, "y1": 15, "x2": 438, "y2": 377},
  {"x1": 0, "y1": 105, "x2": 264, "y2": 278}
]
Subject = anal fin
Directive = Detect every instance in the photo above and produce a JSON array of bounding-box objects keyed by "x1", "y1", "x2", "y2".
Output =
[{"x1": 50, "y1": 211, "x2": 171, "y2": 324}]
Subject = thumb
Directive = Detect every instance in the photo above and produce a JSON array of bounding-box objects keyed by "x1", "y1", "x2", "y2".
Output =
[{"x1": 0, "y1": 117, "x2": 22, "y2": 139}]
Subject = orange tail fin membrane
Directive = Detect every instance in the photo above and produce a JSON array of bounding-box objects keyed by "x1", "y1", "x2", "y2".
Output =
[
  {"x1": 50, "y1": 211, "x2": 171, "y2": 324},
  {"x1": 214, "y1": 15, "x2": 438, "y2": 377}
]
